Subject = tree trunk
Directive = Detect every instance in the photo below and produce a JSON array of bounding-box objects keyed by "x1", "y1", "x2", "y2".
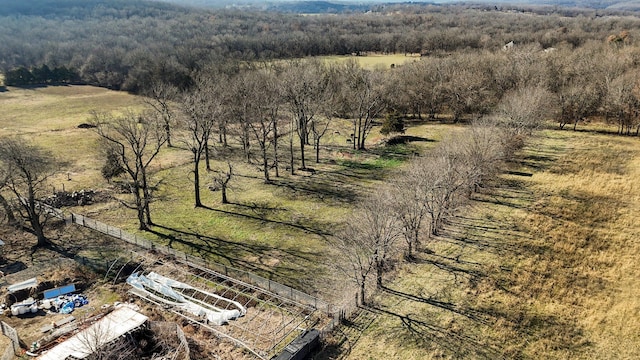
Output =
[
  {"x1": 352, "y1": 121, "x2": 357, "y2": 150},
  {"x1": 165, "y1": 124, "x2": 172, "y2": 148},
  {"x1": 134, "y1": 185, "x2": 147, "y2": 231},
  {"x1": 289, "y1": 130, "x2": 295, "y2": 175},
  {"x1": 315, "y1": 139, "x2": 320, "y2": 163},
  {"x1": 141, "y1": 169, "x2": 153, "y2": 227},
  {"x1": 299, "y1": 136, "x2": 306, "y2": 169},
  {"x1": 0, "y1": 194, "x2": 16, "y2": 224},
  {"x1": 359, "y1": 279, "x2": 366, "y2": 305},
  {"x1": 262, "y1": 145, "x2": 270, "y2": 183},
  {"x1": 376, "y1": 262, "x2": 383, "y2": 289},
  {"x1": 204, "y1": 140, "x2": 211, "y2": 171},
  {"x1": 221, "y1": 185, "x2": 228, "y2": 204},
  {"x1": 194, "y1": 153, "x2": 203, "y2": 208},
  {"x1": 273, "y1": 122, "x2": 279, "y2": 178},
  {"x1": 33, "y1": 220, "x2": 50, "y2": 248}
]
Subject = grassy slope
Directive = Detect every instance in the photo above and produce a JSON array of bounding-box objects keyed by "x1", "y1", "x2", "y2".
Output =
[
  {"x1": 0, "y1": 85, "x2": 439, "y2": 296},
  {"x1": 338, "y1": 128, "x2": 640, "y2": 359},
  {"x1": 0, "y1": 85, "x2": 143, "y2": 188},
  {"x1": 4, "y1": 85, "x2": 640, "y2": 358}
]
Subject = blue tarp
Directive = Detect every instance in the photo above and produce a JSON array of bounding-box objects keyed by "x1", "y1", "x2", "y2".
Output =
[{"x1": 44, "y1": 284, "x2": 76, "y2": 299}]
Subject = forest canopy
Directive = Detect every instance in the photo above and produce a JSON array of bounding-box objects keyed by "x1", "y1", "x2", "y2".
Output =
[{"x1": 2, "y1": 0, "x2": 640, "y2": 91}]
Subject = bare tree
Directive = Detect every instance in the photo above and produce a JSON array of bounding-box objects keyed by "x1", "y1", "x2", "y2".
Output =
[
  {"x1": 211, "y1": 161, "x2": 234, "y2": 204},
  {"x1": 389, "y1": 169, "x2": 428, "y2": 259},
  {"x1": 75, "y1": 320, "x2": 137, "y2": 360},
  {"x1": 92, "y1": 110, "x2": 167, "y2": 230},
  {"x1": 0, "y1": 137, "x2": 62, "y2": 247},
  {"x1": 459, "y1": 120, "x2": 505, "y2": 190},
  {"x1": 310, "y1": 116, "x2": 332, "y2": 164},
  {"x1": 227, "y1": 73, "x2": 254, "y2": 163},
  {"x1": 282, "y1": 60, "x2": 330, "y2": 170},
  {"x1": 494, "y1": 85, "x2": 553, "y2": 155},
  {"x1": 142, "y1": 80, "x2": 178, "y2": 148},
  {"x1": 178, "y1": 75, "x2": 220, "y2": 208},
  {"x1": 0, "y1": 166, "x2": 17, "y2": 225},
  {"x1": 604, "y1": 72, "x2": 640, "y2": 135},
  {"x1": 247, "y1": 70, "x2": 282, "y2": 181},
  {"x1": 338, "y1": 60, "x2": 386, "y2": 150},
  {"x1": 334, "y1": 190, "x2": 401, "y2": 304},
  {"x1": 420, "y1": 146, "x2": 472, "y2": 237}
]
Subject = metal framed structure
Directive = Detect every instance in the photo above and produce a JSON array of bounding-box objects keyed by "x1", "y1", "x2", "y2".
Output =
[{"x1": 122, "y1": 259, "x2": 320, "y2": 359}]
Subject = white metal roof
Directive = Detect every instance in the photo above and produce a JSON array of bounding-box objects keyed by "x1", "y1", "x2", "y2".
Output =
[
  {"x1": 7, "y1": 277, "x2": 37, "y2": 293},
  {"x1": 37, "y1": 306, "x2": 148, "y2": 360}
]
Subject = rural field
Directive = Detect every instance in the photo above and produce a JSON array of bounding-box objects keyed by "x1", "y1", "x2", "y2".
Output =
[
  {"x1": 1, "y1": 83, "x2": 640, "y2": 359},
  {"x1": 329, "y1": 129, "x2": 640, "y2": 359}
]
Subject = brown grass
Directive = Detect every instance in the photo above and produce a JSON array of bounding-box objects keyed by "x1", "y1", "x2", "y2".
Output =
[{"x1": 339, "y1": 127, "x2": 640, "y2": 359}]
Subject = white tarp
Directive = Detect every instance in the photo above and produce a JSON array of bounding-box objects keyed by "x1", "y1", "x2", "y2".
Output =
[
  {"x1": 37, "y1": 307, "x2": 148, "y2": 360},
  {"x1": 127, "y1": 272, "x2": 245, "y2": 325}
]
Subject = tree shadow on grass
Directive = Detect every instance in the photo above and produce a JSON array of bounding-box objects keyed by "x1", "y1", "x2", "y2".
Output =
[
  {"x1": 381, "y1": 285, "x2": 491, "y2": 325},
  {"x1": 270, "y1": 176, "x2": 361, "y2": 203},
  {"x1": 366, "y1": 305, "x2": 504, "y2": 359},
  {"x1": 146, "y1": 224, "x2": 324, "y2": 289},
  {"x1": 199, "y1": 204, "x2": 331, "y2": 236}
]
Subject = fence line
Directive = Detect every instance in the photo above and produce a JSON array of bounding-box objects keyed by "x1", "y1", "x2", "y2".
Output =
[
  {"x1": 69, "y1": 213, "x2": 333, "y2": 315},
  {"x1": 0, "y1": 321, "x2": 20, "y2": 358}
]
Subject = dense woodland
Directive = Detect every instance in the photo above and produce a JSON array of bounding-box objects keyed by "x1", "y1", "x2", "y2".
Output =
[{"x1": 3, "y1": 0, "x2": 640, "y2": 92}]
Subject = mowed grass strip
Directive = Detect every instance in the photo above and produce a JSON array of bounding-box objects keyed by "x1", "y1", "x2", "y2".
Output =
[{"x1": 342, "y1": 128, "x2": 640, "y2": 359}]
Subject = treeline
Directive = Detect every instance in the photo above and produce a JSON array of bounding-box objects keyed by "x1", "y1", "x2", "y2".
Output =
[
  {"x1": 3, "y1": 0, "x2": 640, "y2": 91},
  {"x1": 4, "y1": 65, "x2": 80, "y2": 86}
]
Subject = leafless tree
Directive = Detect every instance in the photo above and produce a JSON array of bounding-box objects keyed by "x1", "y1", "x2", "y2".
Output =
[
  {"x1": 334, "y1": 190, "x2": 401, "y2": 304},
  {"x1": 92, "y1": 110, "x2": 167, "y2": 230},
  {"x1": 462, "y1": 120, "x2": 505, "y2": 190},
  {"x1": 250, "y1": 70, "x2": 283, "y2": 181},
  {"x1": 142, "y1": 80, "x2": 178, "y2": 148},
  {"x1": 0, "y1": 137, "x2": 62, "y2": 247},
  {"x1": 338, "y1": 60, "x2": 386, "y2": 150},
  {"x1": 0, "y1": 166, "x2": 16, "y2": 225},
  {"x1": 75, "y1": 320, "x2": 137, "y2": 360},
  {"x1": 178, "y1": 75, "x2": 221, "y2": 207},
  {"x1": 282, "y1": 60, "x2": 330, "y2": 170},
  {"x1": 389, "y1": 168, "x2": 428, "y2": 259},
  {"x1": 604, "y1": 71, "x2": 640, "y2": 135},
  {"x1": 211, "y1": 161, "x2": 234, "y2": 205},
  {"x1": 493, "y1": 85, "x2": 553, "y2": 156},
  {"x1": 420, "y1": 145, "x2": 472, "y2": 237}
]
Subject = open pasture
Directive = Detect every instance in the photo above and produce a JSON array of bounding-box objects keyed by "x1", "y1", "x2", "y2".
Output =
[{"x1": 329, "y1": 128, "x2": 640, "y2": 359}]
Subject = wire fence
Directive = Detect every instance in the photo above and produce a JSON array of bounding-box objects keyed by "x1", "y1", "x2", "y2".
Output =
[
  {"x1": 69, "y1": 213, "x2": 335, "y2": 315},
  {"x1": 0, "y1": 321, "x2": 20, "y2": 360}
]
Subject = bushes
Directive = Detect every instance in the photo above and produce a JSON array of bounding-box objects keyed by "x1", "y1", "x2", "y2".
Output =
[{"x1": 4, "y1": 65, "x2": 80, "y2": 86}]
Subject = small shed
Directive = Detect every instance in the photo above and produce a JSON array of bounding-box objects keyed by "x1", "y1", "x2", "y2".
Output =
[{"x1": 37, "y1": 307, "x2": 148, "y2": 360}]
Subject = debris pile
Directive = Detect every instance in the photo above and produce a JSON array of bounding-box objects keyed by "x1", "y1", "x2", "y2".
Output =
[
  {"x1": 48, "y1": 294, "x2": 89, "y2": 314},
  {"x1": 41, "y1": 189, "x2": 106, "y2": 207}
]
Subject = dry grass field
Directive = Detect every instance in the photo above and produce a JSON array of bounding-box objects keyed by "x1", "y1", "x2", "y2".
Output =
[
  {"x1": 3, "y1": 84, "x2": 640, "y2": 359},
  {"x1": 319, "y1": 53, "x2": 422, "y2": 70},
  {"x1": 333, "y1": 128, "x2": 640, "y2": 359}
]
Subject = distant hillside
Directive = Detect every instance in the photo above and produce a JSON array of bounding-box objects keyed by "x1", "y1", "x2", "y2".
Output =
[
  {"x1": 266, "y1": 1, "x2": 374, "y2": 13},
  {"x1": 157, "y1": 0, "x2": 640, "y2": 12}
]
